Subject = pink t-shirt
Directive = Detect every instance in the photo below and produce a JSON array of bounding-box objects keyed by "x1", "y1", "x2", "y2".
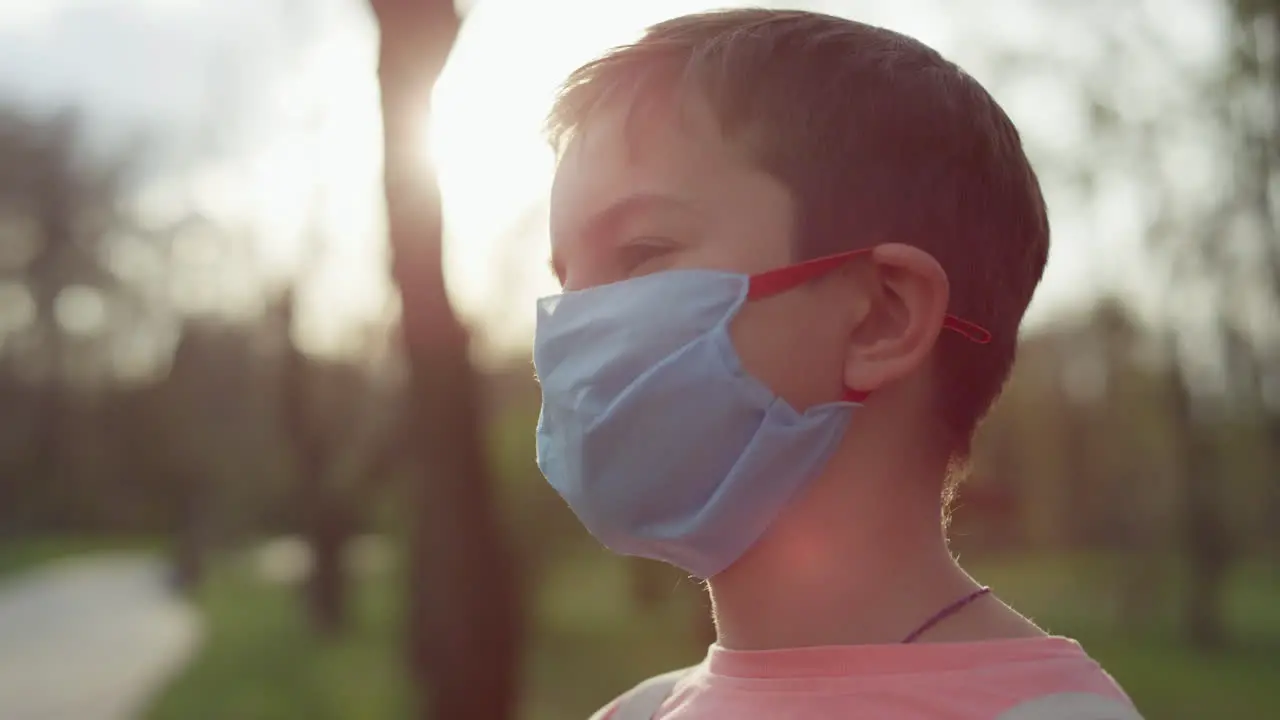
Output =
[{"x1": 594, "y1": 637, "x2": 1140, "y2": 720}]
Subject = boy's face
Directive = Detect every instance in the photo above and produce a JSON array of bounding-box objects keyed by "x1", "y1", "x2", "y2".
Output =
[{"x1": 548, "y1": 92, "x2": 860, "y2": 411}]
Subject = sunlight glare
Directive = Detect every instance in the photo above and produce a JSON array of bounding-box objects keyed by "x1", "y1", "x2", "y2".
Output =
[{"x1": 423, "y1": 0, "x2": 740, "y2": 356}]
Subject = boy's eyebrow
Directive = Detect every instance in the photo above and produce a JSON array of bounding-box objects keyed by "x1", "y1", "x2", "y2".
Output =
[
  {"x1": 584, "y1": 192, "x2": 696, "y2": 237},
  {"x1": 550, "y1": 192, "x2": 695, "y2": 286}
]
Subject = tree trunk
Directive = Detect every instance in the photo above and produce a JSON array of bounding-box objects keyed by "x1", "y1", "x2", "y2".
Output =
[
  {"x1": 1117, "y1": 473, "x2": 1163, "y2": 632},
  {"x1": 1269, "y1": 412, "x2": 1280, "y2": 569},
  {"x1": 32, "y1": 381, "x2": 66, "y2": 530},
  {"x1": 277, "y1": 288, "x2": 352, "y2": 635},
  {"x1": 165, "y1": 327, "x2": 210, "y2": 594},
  {"x1": 306, "y1": 500, "x2": 351, "y2": 635},
  {"x1": 369, "y1": 2, "x2": 523, "y2": 718},
  {"x1": 169, "y1": 470, "x2": 206, "y2": 594},
  {"x1": 1168, "y1": 350, "x2": 1229, "y2": 649}
]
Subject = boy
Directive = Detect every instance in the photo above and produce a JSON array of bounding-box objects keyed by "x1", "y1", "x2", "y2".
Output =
[{"x1": 532, "y1": 9, "x2": 1140, "y2": 719}]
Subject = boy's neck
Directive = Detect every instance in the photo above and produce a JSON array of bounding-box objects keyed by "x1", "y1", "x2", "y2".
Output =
[{"x1": 707, "y1": 441, "x2": 980, "y2": 651}]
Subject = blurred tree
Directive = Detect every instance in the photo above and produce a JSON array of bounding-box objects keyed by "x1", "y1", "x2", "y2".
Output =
[
  {"x1": 275, "y1": 207, "x2": 351, "y2": 634},
  {"x1": 1169, "y1": 0, "x2": 1277, "y2": 646},
  {"x1": 1166, "y1": 334, "x2": 1230, "y2": 647},
  {"x1": 161, "y1": 318, "x2": 260, "y2": 590},
  {"x1": 0, "y1": 109, "x2": 135, "y2": 534},
  {"x1": 368, "y1": 0, "x2": 522, "y2": 718},
  {"x1": 1222, "y1": 0, "x2": 1280, "y2": 568},
  {"x1": 273, "y1": 278, "x2": 405, "y2": 635},
  {"x1": 275, "y1": 285, "x2": 351, "y2": 633},
  {"x1": 1015, "y1": 0, "x2": 1280, "y2": 646}
]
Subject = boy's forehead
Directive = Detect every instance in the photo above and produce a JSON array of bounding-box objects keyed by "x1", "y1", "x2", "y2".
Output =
[{"x1": 549, "y1": 92, "x2": 749, "y2": 242}]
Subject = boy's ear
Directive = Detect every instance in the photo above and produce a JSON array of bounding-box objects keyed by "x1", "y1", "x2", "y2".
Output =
[{"x1": 841, "y1": 243, "x2": 949, "y2": 394}]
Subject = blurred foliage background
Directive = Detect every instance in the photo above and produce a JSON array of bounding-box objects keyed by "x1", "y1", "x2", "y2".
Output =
[{"x1": 0, "y1": 1, "x2": 1277, "y2": 719}]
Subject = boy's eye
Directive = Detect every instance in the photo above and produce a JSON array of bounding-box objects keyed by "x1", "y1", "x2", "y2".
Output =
[{"x1": 618, "y1": 239, "x2": 675, "y2": 276}]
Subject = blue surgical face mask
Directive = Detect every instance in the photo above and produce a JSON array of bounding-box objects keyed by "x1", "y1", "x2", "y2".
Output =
[{"x1": 532, "y1": 249, "x2": 988, "y2": 579}]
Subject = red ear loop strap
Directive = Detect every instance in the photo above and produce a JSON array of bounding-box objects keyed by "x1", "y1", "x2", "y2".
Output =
[{"x1": 745, "y1": 248, "x2": 993, "y2": 403}]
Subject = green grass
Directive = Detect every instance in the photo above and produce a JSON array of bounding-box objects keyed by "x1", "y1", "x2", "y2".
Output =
[
  {"x1": 523, "y1": 552, "x2": 706, "y2": 720},
  {"x1": 145, "y1": 551, "x2": 1280, "y2": 720},
  {"x1": 0, "y1": 535, "x2": 160, "y2": 582},
  {"x1": 972, "y1": 555, "x2": 1280, "y2": 719},
  {"x1": 144, "y1": 550, "x2": 701, "y2": 720},
  {"x1": 145, "y1": 558, "x2": 411, "y2": 720},
  {"x1": 1066, "y1": 631, "x2": 1279, "y2": 719}
]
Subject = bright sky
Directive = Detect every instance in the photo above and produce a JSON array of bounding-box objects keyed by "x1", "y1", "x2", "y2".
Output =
[{"x1": 0, "y1": 0, "x2": 1229, "y2": 363}]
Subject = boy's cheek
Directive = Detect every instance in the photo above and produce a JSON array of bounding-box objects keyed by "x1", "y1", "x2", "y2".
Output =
[{"x1": 730, "y1": 303, "x2": 846, "y2": 411}]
